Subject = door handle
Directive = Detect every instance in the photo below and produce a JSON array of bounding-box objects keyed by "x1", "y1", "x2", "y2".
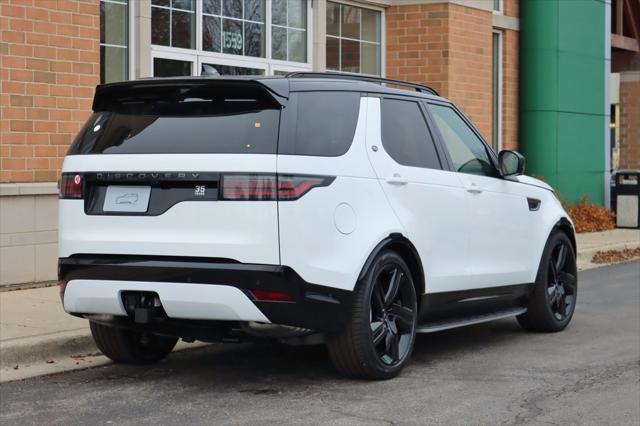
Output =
[
  {"x1": 465, "y1": 183, "x2": 483, "y2": 194},
  {"x1": 386, "y1": 175, "x2": 408, "y2": 186}
]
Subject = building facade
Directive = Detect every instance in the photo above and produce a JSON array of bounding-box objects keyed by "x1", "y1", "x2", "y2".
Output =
[{"x1": 0, "y1": 0, "x2": 621, "y2": 287}]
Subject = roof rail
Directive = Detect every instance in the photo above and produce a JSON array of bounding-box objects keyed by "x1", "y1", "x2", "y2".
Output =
[{"x1": 286, "y1": 72, "x2": 439, "y2": 96}]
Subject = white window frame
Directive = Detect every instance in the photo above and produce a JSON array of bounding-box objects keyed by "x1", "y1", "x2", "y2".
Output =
[
  {"x1": 150, "y1": 0, "x2": 313, "y2": 77},
  {"x1": 492, "y1": 29, "x2": 503, "y2": 152},
  {"x1": 493, "y1": 0, "x2": 503, "y2": 15},
  {"x1": 325, "y1": 0, "x2": 385, "y2": 77}
]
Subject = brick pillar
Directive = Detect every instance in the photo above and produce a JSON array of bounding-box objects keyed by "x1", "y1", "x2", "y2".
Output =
[
  {"x1": 386, "y1": 3, "x2": 493, "y2": 140},
  {"x1": 0, "y1": 0, "x2": 100, "y2": 183},
  {"x1": 502, "y1": 29, "x2": 519, "y2": 151},
  {"x1": 619, "y1": 72, "x2": 640, "y2": 170}
]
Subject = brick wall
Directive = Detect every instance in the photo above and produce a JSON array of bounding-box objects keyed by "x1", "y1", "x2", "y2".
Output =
[
  {"x1": 619, "y1": 78, "x2": 640, "y2": 169},
  {"x1": 386, "y1": 3, "x2": 494, "y2": 141},
  {"x1": 0, "y1": 0, "x2": 99, "y2": 183},
  {"x1": 503, "y1": 0, "x2": 519, "y2": 18},
  {"x1": 447, "y1": 4, "x2": 493, "y2": 139}
]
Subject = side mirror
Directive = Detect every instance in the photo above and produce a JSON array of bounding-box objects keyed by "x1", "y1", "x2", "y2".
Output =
[{"x1": 498, "y1": 150, "x2": 526, "y2": 177}]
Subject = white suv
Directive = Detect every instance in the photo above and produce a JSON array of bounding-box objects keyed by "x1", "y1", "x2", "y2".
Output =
[{"x1": 59, "y1": 74, "x2": 577, "y2": 379}]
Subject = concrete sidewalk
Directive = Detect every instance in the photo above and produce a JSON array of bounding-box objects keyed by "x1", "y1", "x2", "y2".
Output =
[{"x1": 1, "y1": 228, "x2": 638, "y2": 382}]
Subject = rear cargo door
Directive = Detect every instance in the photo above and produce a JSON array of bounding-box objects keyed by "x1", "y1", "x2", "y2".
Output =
[{"x1": 59, "y1": 80, "x2": 283, "y2": 265}]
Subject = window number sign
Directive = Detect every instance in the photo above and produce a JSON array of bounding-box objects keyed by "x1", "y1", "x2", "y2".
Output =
[{"x1": 223, "y1": 31, "x2": 243, "y2": 51}]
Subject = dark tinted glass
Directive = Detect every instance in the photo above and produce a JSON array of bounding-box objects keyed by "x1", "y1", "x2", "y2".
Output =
[
  {"x1": 69, "y1": 109, "x2": 279, "y2": 155},
  {"x1": 151, "y1": 7, "x2": 169, "y2": 45},
  {"x1": 280, "y1": 91, "x2": 360, "y2": 157},
  {"x1": 203, "y1": 0, "x2": 220, "y2": 15},
  {"x1": 172, "y1": 10, "x2": 194, "y2": 48},
  {"x1": 381, "y1": 99, "x2": 441, "y2": 169},
  {"x1": 203, "y1": 15, "x2": 221, "y2": 52},
  {"x1": 153, "y1": 57, "x2": 191, "y2": 77}
]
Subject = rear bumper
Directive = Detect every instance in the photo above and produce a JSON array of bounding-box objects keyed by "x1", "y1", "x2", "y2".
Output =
[{"x1": 59, "y1": 255, "x2": 353, "y2": 333}]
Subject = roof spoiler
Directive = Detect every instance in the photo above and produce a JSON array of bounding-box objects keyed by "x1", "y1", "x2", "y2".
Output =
[{"x1": 92, "y1": 78, "x2": 289, "y2": 112}]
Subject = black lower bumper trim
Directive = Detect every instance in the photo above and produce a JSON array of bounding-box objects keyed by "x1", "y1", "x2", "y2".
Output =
[{"x1": 59, "y1": 255, "x2": 353, "y2": 333}]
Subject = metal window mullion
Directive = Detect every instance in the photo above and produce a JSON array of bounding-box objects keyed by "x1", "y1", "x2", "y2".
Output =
[
  {"x1": 195, "y1": 0, "x2": 202, "y2": 54},
  {"x1": 242, "y1": 0, "x2": 245, "y2": 56},
  {"x1": 266, "y1": 0, "x2": 272, "y2": 66},
  {"x1": 285, "y1": 0, "x2": 289, "y2": 61},
  {"x1": 338, "y1": 3, "x2": 342, "y2": 71}
]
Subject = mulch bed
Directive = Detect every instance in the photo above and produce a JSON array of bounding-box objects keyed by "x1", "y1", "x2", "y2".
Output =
[{"x1": 591, "y1": 247, "x2": 640, "y2": 264}]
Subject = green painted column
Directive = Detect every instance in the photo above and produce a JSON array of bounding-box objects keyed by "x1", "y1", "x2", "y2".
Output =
[{"x1": 520, "y1": 0, "x2": 607, "y2": 205}]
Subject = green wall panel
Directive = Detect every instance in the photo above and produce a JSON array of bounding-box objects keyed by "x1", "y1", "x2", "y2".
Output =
[
  {"x1": 520, "y1": 0, "x2": 606, "y2": 205},
  {"x1": 520, "y1": 50, "x2": 559, "y2": 112},
  {"x1": 558, "y1": 53, "x2": 604, "y2": 115},
  {"x1": 521, "y1": 111, "x2": 558, "y2": 184}
]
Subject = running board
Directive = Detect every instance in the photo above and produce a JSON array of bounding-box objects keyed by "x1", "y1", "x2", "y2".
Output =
[{"x1": 416, "y1": 307, "x2": 527, "y2": 333}]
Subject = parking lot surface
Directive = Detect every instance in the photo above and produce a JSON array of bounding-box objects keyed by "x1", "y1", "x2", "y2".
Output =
[{"x1": 1, "y1": 261, "x2": 638, "y2": 425}]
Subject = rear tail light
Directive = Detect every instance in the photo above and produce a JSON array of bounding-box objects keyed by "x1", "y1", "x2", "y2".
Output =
[
  {"x1": 59, "y1": 173, "x2": 83, "y2": 199},
  {"x1": 221, "y1": 174, "x2": 334, "y2": 201},
  {"x1": 220, "y1": 174, "x2": 277, "y2": 201},
  {"x1": 58, "y1": 280, "x2": 68, "y2": 302}
]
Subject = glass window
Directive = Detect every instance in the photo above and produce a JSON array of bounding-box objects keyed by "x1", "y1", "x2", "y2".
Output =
[
  {"x1": 429, "y1": 104, "x2": 498, "y2": 177},
  {"x1": 493, "y1": 0, "x2": 503, "y2": 12},
  {"x1": 71, "y1": 110, "x2": 280, "y2": 155},
  {"x1": 271, "y1": 0, "x2": 307, "y2": 63},
  {"x1": 381, "y1": 99, "x2": 441, "y2": 169},
  {"x1": 326, "y1": 2, "x2": 381, "y2": 76},
  {"x1": 202, "y1": 0, "x2": 265, "y2": 58},
  {"x1": 100, "y1": 0, "x2": 128, "y2": 84},
  {"x1": 153, "y1": 57, "x2": 192, "y2": 77},
  {"x1": 201, "y1": 63, "x2": 264, "y2": 76},
  {"x1": 279, "y1": 92, "x2": 361, "y2": 157},
  {"x1": 151, "y1": 0, "x2": 195, "y2": 49}
]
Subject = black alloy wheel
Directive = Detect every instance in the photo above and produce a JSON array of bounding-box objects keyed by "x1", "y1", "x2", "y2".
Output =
[
  {"x1": 327, "y1": 250, "x2": 418, "y2": 379},
  {"x1": 546, "y1": 241, "x2": 577, "y2": 321},
  {"x1": 370, "y1": 264, "x2": 416, "y2": 366},
  {"x1": 518, "y1": 231, "x2": 578, "y2": 332}
]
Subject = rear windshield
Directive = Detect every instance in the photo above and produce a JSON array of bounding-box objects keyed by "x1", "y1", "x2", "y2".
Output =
[
  {"x1": 69, "y1": 110, "x2": 280, "y2": 155},
  {"x1": 68, "y1": 83, "x2": 281, "y2": 155}
]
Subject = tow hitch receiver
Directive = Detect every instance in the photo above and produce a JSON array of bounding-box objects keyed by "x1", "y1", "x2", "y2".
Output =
[{"x1": 121, "y1": 291, "x2": 166, "y2": 324}]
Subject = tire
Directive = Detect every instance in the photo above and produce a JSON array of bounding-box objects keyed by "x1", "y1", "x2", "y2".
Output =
[
  {"x1": 327, "y1": 250, "x2": 418, "y2": 380},
  {"x1": 517, "y1": 231, "x2": 578, "y2": 332},
  {"x1": 89, "y1": 321, "x2": 178, "y2": 364}
]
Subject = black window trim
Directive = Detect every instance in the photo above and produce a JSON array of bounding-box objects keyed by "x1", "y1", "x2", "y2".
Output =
[
  {"x1": 372, "y1": 93, "x2": 448, "y2": 172},
  {"x1": 424, "y1": 100, "x2": 503, "y2": 179}
]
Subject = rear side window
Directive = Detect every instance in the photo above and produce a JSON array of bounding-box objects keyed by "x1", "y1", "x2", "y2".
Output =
[
  {"x1": 381, "y1": 98, "x2": 441, "y2": 169},
  {"x1": 279, "y1": 91, "x2": 360, "y2": 157}
]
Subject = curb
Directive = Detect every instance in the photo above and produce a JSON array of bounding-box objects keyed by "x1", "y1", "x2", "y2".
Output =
[
  {"x1": 577, "y1": 241, "x2": 640, "y2": 264},
  {"x1": 0, "y1": 329, "x2": 95, "y2": 367}
]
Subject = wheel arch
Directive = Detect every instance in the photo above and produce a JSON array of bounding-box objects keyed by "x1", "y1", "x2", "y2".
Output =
[
  {"x1": 552, "y1": 217, "x2": 577, "y2": 255},
  {"x1": 357, "y1": 233, "x2": 426, "y2": 302}
]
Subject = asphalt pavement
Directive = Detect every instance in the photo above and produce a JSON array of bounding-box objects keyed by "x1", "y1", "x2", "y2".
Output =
[{"x1": 0, "y1": 261, "x2": 638, "y2": 425}]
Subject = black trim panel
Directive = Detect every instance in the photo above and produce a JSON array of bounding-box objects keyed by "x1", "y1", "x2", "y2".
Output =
[
  {"x1": 419, "y1": 283, "x2": 533, "y2": 324},
  {"x1": 527, "y1": 197, "x2": 541, "y2": 211},
  {"x1": 59, "y1": 255, "x2": 353, "y2": 333}
]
